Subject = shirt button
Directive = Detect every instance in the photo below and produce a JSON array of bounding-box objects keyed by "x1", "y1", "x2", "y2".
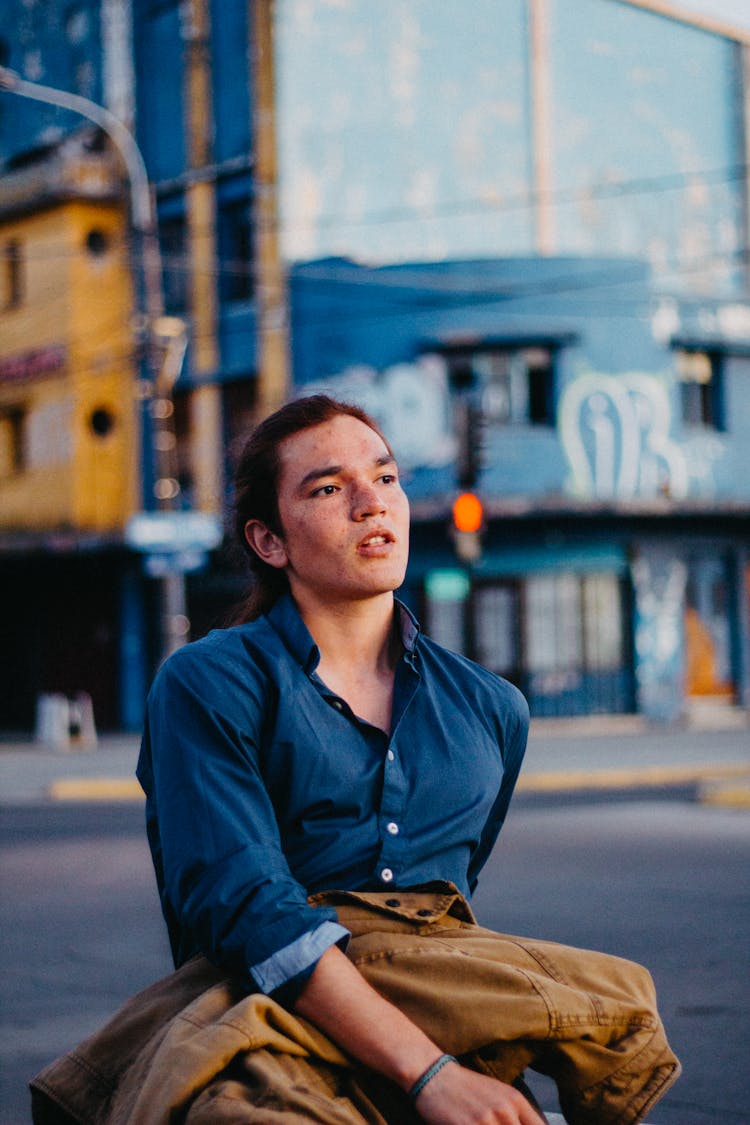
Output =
[
  {"x1": 386, "y1": 898, "x2": 401, "y2": 907},
  {"x1": 387, "y1": 750, "x2": 395, "y2": 761},
  {"x1": 386, "y1": 822, "x2": 399, "y2": 835},
  {"x1": 331, "y1": 699, "x2": 343, "y2": 711},
  {"x1": 380, "y1": 867, "x2": 394, "y2": 883}
]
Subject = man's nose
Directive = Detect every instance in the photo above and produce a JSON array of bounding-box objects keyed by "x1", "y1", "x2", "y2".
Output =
[{"x1": 351, "y1": 480, "x2": 387, "y2": 519}]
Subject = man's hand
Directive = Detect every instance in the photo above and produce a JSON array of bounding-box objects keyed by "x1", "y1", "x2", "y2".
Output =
[
  {"x1": 414, "y1": 1058, "x2": 547, "y2": 1124},
  {"x1": 294, "y1": 947, "x2": 546, "y2": 1125}
]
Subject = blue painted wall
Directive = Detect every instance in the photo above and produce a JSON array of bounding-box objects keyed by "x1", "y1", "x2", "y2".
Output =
[
  {"x1": 277, "y1": 0, "x2": 746, "y2": 300},
  {"x1": 549, "y1": 0, "x2": 744, "y2": 294},
  {"x1": 132, "y1": 0, "x2": 186, "y2": 182},
  {"x1": 277, "y1": 0, "x2": 533, "y2": 263},
  {"x1": 0, "y1": 1, "x2": 103, "y2": 163},
  {"x1": 290, "y1": 255, "x2": 750, "y2": 507},
  {"x1": 210, "y1": 0, "x2": 252, "y2": 164},
  {"x1": 290, "y1": 254, "x2": 750, "y2": 721}
]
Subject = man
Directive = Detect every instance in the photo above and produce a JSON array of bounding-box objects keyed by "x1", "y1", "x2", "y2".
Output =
[{"x1": 31, "y1": 396, "x2": 679, "y2": 1125}]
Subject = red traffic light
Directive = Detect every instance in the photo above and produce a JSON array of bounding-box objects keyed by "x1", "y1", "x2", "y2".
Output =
[{"x1": 452, "y1": 492, "x2": 483, "y2": 533}]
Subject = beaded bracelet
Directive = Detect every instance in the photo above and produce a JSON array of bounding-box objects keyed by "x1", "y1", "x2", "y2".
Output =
[{"x1": 408, "y1": 1053, "x2": 458, "y2": 1101}]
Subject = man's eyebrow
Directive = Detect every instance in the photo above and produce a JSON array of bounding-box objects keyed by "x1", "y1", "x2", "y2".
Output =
[
  {"x1": 297, "y1": 454, "x2": 397, "y2": 491},
  {"x1": 298, "y1": 464, "x2": 342, "y2": 490}
]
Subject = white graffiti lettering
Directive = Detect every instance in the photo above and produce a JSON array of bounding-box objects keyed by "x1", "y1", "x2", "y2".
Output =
[{"x1": 560, "y1": 370, "x2": 722, "y2": 500}]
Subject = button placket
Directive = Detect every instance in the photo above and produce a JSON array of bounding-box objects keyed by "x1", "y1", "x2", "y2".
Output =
[{"x1": 377, "y1": 738, "x2": 406, "y2": 885}]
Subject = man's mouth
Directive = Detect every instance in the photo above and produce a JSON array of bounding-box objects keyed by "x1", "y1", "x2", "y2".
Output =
[{"x1": 358, "y1": 530, "x2": 394, "y2": 549}]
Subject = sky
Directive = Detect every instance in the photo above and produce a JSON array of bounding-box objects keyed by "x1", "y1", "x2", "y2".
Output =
[{"x1": 672, "y1": 0, "x2": 750, "y2": 32}]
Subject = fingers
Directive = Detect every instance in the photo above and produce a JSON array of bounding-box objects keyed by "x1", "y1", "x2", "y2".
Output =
[{"x1": 521, "y1": 1100, "x2": 549, "y2": 1125}]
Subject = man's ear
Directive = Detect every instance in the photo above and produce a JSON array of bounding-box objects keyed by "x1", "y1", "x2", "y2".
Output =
[{"x1": 244, "y1": 519, "x2": 288, "y2": 570}]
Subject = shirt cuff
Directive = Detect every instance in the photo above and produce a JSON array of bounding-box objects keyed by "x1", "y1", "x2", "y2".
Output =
[{"x1": 250, "y1": 920, "x2": 350, "y2": 995}]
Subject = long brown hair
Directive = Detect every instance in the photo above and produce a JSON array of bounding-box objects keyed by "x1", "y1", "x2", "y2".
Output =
[{"x1": 231, "y1": 394, "x2": 391, "y2": 622}]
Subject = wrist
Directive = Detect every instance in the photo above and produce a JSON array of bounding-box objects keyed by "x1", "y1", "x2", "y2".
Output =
[{"x1": 408, "y1": 1054, "x2": 459, "y2": 1101}]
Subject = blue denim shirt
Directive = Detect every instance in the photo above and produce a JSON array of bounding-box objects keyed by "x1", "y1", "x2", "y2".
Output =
[{"x1": 137, "y1": 593, "x2": 529, "y2": 999}]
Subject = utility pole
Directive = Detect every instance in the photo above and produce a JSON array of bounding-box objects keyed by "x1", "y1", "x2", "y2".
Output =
[
  {"x1": 251, "y1": 0, "x2": 290, "y2": 418},
  {"x1": 0, "y1": 65, "x2": 190, "y2": 662},
  {"x1": 528, "y1": 0, "x2": 555, "y2": 255}
]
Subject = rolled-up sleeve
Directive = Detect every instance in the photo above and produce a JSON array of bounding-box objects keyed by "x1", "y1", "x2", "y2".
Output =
[{"x1": 136, "y1": 646, "x2": 348, "y2": 999}]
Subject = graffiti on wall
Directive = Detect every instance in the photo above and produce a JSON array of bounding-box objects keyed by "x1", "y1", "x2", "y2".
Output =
[
  {"x1": 559, "y1": 371, "x2": 724, "y2": 500},
  {"x1": 632, "y1": 552, "x2": 687, "y2": 723},
  {"x1": 302, "y1": 355, "x2": 455, "y2": 469}
]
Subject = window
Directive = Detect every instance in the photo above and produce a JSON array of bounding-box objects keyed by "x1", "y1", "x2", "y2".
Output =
[
  {"x1": 85, "y1": 228, "x2": 110, "y2": 257},
  {"x1": 524, "y1": 572, "x2": 624, "y2": 675},
  {"x1": 423, "y1": 568, "x2": 629, "y2": 714},
  {"x1": 222, "y1": 376, "x2": 257, "y2": 452},
  {"x1": 423, "y1": 570, "x2": 471, "y2": 655},
  {"x1": 3, "y1": 240, "x2": 23, "y2": 309},
  {"x1": 522, "y1": 571, "x2": 629, "y2": 713},
  {"x1": 0, "y1": 406, "x2": 26, "y2": 476},
  {"x1": 675, "y1": 349, "x2": 723, "y2": 430},
  {"x1": 581, "y1": 573, "x2": 625, "y2": 671},
  {"x1": 218, "y1": 197, "x2": 254, "y2": 304},
  {"x1": 157, "y1": 206, "x2": 188, "y2": 316},
  {"x1": 133, "y1": 0, "x2": 186, "y2": 181},
  {"x1": 525, "y1": 573, "x2": 583, "y2": 673},
  {"x1": 474, "y1": 584, "x2": 519, "y2": 678},
  {"x1": 217, "y1": 179, "x2": 254, "y2": 304},
  {"x1": 445, "y1": 344, "x2": 555, "y2": 426}
]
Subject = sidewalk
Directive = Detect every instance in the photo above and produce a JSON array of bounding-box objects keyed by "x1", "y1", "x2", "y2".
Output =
[
  {"x1": 1, "y1": 715, "x2": 748, "y2": 806},
  {"x1": 522, "y1": 716, "x2": 750, "y2": 807}
]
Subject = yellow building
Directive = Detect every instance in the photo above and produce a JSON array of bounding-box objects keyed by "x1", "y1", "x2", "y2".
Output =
[
  {"x1": 0, "y1": 131, "x2": 147, "y2": 732},
  {"x1": 0, "y1": 131, "x2": 138, "y2": 535}
]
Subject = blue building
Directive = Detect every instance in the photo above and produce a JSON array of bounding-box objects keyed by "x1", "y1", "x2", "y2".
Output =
[
  {"x1": 290, "y1": 255, "x2": 750, "y2": 722},
  {"x1": 274, "y1": 0, "x2": 750, "y2": 723},
  {"x1": 1, "y1": 0, "x2": 749, "y2": 729}
]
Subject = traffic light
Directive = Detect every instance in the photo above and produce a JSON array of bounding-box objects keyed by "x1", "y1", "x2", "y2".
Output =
[
  {"x1": 456, "y1": 398, "x2": 485, "y2": 489},
  {"x1": 451, "y1": 491, "x2": 483, "y2": 562}
]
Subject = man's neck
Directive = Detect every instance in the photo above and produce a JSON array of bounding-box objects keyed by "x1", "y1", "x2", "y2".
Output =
[
  {"x1": 295, "y1": 592, "x2": 400, "y2": 732},
  {"x1": 296, "y1": 591, "x2": 399, "y2": 677}
]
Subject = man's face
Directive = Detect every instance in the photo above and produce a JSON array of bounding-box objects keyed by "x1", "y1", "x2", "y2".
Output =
[{"x1": 265, "y1": 414, "x2": 410, "y2": 609}]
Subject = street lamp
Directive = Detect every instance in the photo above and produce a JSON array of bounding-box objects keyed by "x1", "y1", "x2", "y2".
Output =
[{"x1": 0, "y1": 65, "x2": 193, "y2": 661}]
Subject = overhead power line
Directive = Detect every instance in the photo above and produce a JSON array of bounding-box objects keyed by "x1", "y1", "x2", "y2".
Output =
[{"x1": 276, "y1": 161, "x2": 750, "y2": 234}]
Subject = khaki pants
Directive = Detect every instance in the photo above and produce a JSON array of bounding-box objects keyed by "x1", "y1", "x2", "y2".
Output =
[{"x1": 31, "y1": 887, "x2": 680, "y2": 1125}]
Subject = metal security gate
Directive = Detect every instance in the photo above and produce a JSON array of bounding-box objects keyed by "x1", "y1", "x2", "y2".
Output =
[{"x1": 425, "y1": 570, "x2": 633, "y2": 718}]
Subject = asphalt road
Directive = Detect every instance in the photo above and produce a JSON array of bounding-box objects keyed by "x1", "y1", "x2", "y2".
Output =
[{"x1": 1, "y1": 792, "x2": 749, "y2": 1124}]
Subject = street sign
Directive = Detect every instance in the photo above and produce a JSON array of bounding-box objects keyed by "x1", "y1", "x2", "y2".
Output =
[
  {"x1": 143, "y1": 549, "x2": 209, "y2": 576},
  {"x1": 125, "y1": 511, "x2": 223, "y2": 554}
]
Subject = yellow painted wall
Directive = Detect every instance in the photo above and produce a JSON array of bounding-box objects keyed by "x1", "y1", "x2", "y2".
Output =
[{"x1": 0, "y1": 199, "x2": 139, "y2": 532}]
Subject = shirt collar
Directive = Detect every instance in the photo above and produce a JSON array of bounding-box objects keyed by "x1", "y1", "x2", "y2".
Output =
[
  {"x1": 266, "y1": 593, "x2": 320, "y2": 671},
  {"x1": 266, "y1": 591, "x2": 420, "y2": 672}
]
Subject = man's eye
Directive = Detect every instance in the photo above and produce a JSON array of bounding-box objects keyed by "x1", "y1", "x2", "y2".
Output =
[
  {"x1": 313, "y1": 484, "x2": 337, "y2": 496},
  {"x1": 380, "y1": 474, "x2": 398, "y2": 484}
]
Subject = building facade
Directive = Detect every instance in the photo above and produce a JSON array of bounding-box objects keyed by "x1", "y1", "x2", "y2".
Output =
[
  {"x1": 277, "y1": 0, "x2": 750, "y2": 723},
  {"x1": 0, "y1": 0, "x2": 259, "y2": 731},
  {"x1": 0, "y1": 0, "x2": 749, "y2": 729},
  {"x1": 0, "y1": 129, "x2": 144, "y2": 730},
  {"x1": 291, "y1": 255, "x2": 750, "y2": 722}
]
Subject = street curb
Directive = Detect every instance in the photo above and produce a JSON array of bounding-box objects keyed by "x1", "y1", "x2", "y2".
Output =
[
  {"x1": 697, "y1": 780, "x2": 750, "y2": 808},
  {"x1": 44, "y1": 762, "x2": 750, "y2": 803},
  {"x1": 48, "y1": 778, "x2": 144, "y2": 801},
  {"x1": 516, "y1": 761, "x2": 750, "y2": 794}
]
